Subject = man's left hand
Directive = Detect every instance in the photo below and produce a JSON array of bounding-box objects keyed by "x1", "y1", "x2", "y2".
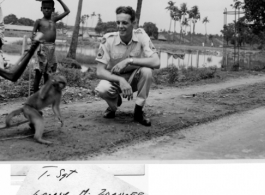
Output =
[{"x1": 111, "y1": 59, "x2": 129, "y2": 74}]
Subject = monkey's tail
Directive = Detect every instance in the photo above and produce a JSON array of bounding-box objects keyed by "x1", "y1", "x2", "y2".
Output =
[{"x1": 5, "y1": 108, "x2": 25, "y2": 127}]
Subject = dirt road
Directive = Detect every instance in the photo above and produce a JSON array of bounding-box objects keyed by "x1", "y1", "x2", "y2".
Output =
[
  {"x1": 90, "y1": 106, "x2": 265, "y2": 160},
  {"x1": 2, "y1": 74, "x2": 265, "y2": 160}
]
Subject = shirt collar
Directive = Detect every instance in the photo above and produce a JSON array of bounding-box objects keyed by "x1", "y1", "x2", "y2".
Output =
[{"x1": 114, "y1": 30, "x2": 138, "y2": 46}]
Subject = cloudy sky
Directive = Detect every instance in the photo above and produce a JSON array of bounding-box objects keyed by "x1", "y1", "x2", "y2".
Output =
[{"x1": 1, "y1": 0, "x2": 239, "y2": 35}]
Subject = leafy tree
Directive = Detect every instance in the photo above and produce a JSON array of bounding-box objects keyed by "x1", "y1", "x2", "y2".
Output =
[
  {"x1": 17, "y1": 17, "x2": 34, "y2": 26},
  {"x1": 4, "y1": 14, "x2": 18, "y2": 24},
  {"x1": 221, "y1": 23, "x2": 234, "y2": 45},
  {"x1": 95, "y1": 22, "x2": 105, "y2": 35},
  {"x1": 233, "y1": 0, "x2": 265, "y2": 34},
  {"x1": 208, "y1": 34, "x2": 214, "y2": 44},
  {"x1": 104, "y1": 21, "x2": 118, "y2": 33},
  {"x1": 57, "y1": 21, "x2": 65, "y2": 29},
  {"x1": 95, "y1": 21, "x2": 117, "y2": 35},
  {"x1": 143, "y1": 22, "x2": 158, "y2": 39}
]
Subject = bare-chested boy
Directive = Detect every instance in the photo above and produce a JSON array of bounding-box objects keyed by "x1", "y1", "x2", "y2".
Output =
[{"x1": 32, "y1": 0, "x2": 70, "y2": 93}]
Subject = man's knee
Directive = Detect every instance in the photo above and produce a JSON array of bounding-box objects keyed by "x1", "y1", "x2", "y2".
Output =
[
  {"x1": 95, "y1": 80, "x2": 113, "y2": 97},
  {"x1": 140, "y1": 67, "x2": 153, "y2": 79}
]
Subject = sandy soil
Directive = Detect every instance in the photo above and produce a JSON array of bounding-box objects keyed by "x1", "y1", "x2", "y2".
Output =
[
  {"x1": 1, "y1": 74, "x2": 265, "y2": 161},
  {"x1": 90, "y1": 106, "x2": 265, "y2": 160}
]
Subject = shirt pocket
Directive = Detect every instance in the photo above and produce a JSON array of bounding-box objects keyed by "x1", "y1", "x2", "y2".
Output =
[
  {"x1": 129, "y1": 49, "x2": 141, "y2": 58},
  {"x1": 111, "y1": 52, "x2": 124, "y2": 60}
]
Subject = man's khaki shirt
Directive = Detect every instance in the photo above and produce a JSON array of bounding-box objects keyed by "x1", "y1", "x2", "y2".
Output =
[{"x1": 95, "y1": 28, "x2": 157, "y2": 71}]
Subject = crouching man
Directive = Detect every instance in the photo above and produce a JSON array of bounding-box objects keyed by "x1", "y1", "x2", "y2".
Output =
[{"x1": 95, "y1": 6, "x2": 160, "y2": 126}]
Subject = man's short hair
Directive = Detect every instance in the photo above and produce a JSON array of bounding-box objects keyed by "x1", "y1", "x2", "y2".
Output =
[
  {"x1": 116, "y1": 6, "x2": 136, "y2": 22},
  {"x1": 42, "y1": 0, "x2": 55, "y2": 7}
]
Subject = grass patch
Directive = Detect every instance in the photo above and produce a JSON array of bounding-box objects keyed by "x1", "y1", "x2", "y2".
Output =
[
  {"x1": 0, "y1": 65, "x2": 98, "y2": 100},
  {"x1": 153, "y1": 65, "x2": 217, "y2": 85},
  {"x1": 2, "y1": 41, "x2": 23, "y2": 54}
]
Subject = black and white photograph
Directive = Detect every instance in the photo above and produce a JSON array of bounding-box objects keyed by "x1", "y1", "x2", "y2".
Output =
[
  {"x1": 0, "y1": 0, "x2": 265, "y2": 194},
  {"x1": 0, "y1": 0, "x2": 264, "y2": 161}
]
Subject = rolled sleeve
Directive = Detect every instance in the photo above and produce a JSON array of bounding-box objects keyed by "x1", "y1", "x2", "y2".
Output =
[{"x1": 95, "y1": 43, "x2": 110, "y2": 65}]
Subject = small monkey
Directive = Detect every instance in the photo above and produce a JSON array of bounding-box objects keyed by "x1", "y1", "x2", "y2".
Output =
[{"x1": 4, "y1": 75, "x2": 67, "y2": 144}]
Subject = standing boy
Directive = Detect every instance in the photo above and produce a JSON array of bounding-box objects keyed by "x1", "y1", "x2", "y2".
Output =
[{"x1": 32, "y1": 0, "x2": 70, "y2": 93}]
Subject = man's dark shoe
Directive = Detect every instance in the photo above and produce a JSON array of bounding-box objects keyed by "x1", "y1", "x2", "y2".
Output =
[
  {"x1": 103, "y1": 107, "x2": 116, "y2": 118},
  {"x1": 103, "y1": 95, "x2": 121, "y2": 119},
  {"x1": 134, "y1": 105, "x2": 151, "y2": 126}
]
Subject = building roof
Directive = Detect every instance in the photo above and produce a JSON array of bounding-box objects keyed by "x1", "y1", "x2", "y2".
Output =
[
  {"x1": 150, "y1": 35, "x2": 155, "y2": 40},
  {"x1": 5, "y1": 24, "x2": 33, "y2": 32},
  {"x1": 158, "y1": 34, "x2": 167, "y2": 41},
  {"x1": 87, "y1": 31, "x2": 102, "y2": 37}
]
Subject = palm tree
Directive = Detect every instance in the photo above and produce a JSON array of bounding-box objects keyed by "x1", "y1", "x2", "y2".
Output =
[
  {"x1": 171, "y1": 5, "x2": 180, "y2": 41},
  {"x1": 179, "y1": 3, "x2": 188, "y2": 43},
  {"x1": 67, "y1": 0, "x2": 83, "y2": 59},
  {"x1": 182, "y1": 17, "x2": 189, "y2": 41},
  {"x1": 85, "y1": 14, "x2": 89, "y2": 32},
  {"x1": 189, "y1": 5, "x2": 200, "y2": 44},
  {"x1": 135, "y1": 0, "x2": 143, "y2": 28},
  {"x1": 165, "y1": 1, "x2": 175, "y2": 32},
  {"x1": 81, "y1": 14, "x2": 89, "y2": 38},
  {"x1": 202, "y1": 16, "x2": 209, "y2": 43},
  {"x1": 97, "y1": 13, "x2": 102, "y2": 23},
  {"x1": 91, "y1": 12, "x2": 96, "y2": 27}
]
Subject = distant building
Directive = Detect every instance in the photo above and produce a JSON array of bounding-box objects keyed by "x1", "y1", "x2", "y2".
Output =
[
  {"x1": 85, "y1": 31, "x2": 102, "y2": 38},
  {"x1": 150, "y1": 35, "x2": 155, "y2": 40},
  {"x1": 158, "y1": 34, "x2": 167, "y2": 41},
  {"x1": 5, "y1": 24, "x2": 33, "y2": 32}
]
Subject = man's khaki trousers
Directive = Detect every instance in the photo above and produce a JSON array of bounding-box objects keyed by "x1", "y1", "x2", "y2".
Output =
[{"x1": 95, "y1": 67, "x2": 153, "y2": 111}]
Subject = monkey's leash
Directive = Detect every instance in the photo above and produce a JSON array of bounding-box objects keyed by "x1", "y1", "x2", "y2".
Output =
[
  {"x1": 0, "y1": 130, "x2": 53, "y2": 141},
  {"x1": 0, "y1": 120, "x2": 29, "y2": 130}
]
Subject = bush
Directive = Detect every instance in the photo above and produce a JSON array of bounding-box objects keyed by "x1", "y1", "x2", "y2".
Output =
[
  {"x1": 57, "y1": 65, "x2": 97, "y2": 88},
  {"x1": 167, "y1": 66, "x2": 179, "y2": 84}
]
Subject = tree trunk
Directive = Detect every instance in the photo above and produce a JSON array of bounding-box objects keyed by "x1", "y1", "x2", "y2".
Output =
[
  {"x1": 169, "y1": 18, "x2": 172, "y2": 32},
  {"x1": 205, "y1": 24, "x2": 207, "y2": 43},
  {"x1": 135, "y1": 0, "x2": 143, "y2": 28},
  {"x1": 190, "y1": 21, "x2": 192, "y2": 45},
  {"x1": 173, "y1": 20, "x2": 176, "y2": 41},
  {"x1": 67, "y1": 0, "x2": 83, "y2": 59},
  {"x1": 179, "y1": 23, "x2": 182, "y2": 43}
]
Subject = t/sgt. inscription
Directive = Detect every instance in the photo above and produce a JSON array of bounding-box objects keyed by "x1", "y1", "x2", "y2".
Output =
[
  {"x1": 56, "y1": 169, "x2": 78, "y2": 181},
  {"x1": 38, "y1": 166, "x2": 78, "y2": 181}
]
